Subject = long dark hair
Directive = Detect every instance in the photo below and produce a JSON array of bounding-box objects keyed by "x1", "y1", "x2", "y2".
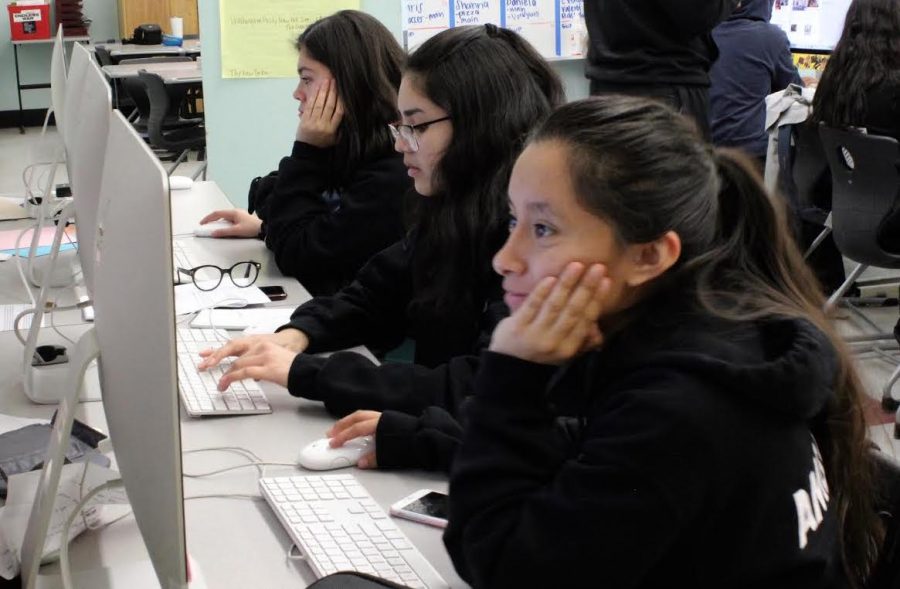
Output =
[
  {"x1": 810, "y1": 0, "x2": 900, "y2": 126},
  {"x1": 405, "y1": 25, "x2": 563, "y2": 315},
  {"x1": 296, "y1": 10, "x2": 404, "y2": 181},
  {"x1": 533, "y1": 96, "x2": 882, "y2": 585}
]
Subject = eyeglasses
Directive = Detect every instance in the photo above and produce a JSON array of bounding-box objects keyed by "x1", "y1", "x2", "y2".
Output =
[
  {"x1": 388, "y1": 116, "x2": 451, "y2": 153},
  {"x1": 177, "y1": 261, "x2": 261, "y2": 291}
]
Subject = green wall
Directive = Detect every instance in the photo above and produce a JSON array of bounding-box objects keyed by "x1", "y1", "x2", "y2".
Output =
[{"x1": 198, "y1": 2, "x2": 589, "y2": 208}]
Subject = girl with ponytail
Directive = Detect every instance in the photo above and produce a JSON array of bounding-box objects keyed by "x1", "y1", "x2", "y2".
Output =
[{"x1": 444, "y1": 96, "x2": 883, "y2": 588}]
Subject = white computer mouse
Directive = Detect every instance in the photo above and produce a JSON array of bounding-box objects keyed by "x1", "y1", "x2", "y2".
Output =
[
  {"x1": 297, "y1": 436, "x2": 375, "y2": 471},
  {"x1": 193, "y1": 219, "x2": 233, "y2": 237},
  {"x1": 169, "y1": 175, "x2": 194, "y2": 190}
]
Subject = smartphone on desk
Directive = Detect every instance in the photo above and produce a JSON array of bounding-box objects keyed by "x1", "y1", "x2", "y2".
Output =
[
  {"x1": 259, "y1": 285, "x2": 287, "y2": 301},
  {"x1": 390, "y1": 489, "x2": 449, "y2": 529}
]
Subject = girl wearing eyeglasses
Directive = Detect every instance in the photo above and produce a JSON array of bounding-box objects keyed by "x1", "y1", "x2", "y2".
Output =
[
  {"x1": 200, "y1": 25, "x2": 563, "y2": 471},
  {"x1": 197, "y1": 11, "x2": 411, "y2": 295},
  {"x1": 443, "y1": 96, "x2": 884, "y2": 588}
]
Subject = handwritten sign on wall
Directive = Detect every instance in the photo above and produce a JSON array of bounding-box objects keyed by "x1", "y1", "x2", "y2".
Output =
[
  {"x1": 402, "y1": 0, "x2": 585, "y2": 58},
  {"x1": 220, "y1": 0, "x2": 360, "y2": 79}
]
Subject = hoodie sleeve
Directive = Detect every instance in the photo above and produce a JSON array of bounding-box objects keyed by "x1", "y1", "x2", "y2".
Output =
[
  {"x1": 374, "y1": 407, "x2": 464, "y2": 472},
  {"x1": 263, "y1": 141, "x2": 408, "y2": 294},
  {"x1": 279, "y1": 239, "x2": 413, "y2": 355},
  {"x1": 286, "y1": 350, "x2": 481, "y2": 419}
]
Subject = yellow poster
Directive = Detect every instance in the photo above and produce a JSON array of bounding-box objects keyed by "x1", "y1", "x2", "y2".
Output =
[{"x1": 220, "y1": 0, "x2": 360, "y2": 79}]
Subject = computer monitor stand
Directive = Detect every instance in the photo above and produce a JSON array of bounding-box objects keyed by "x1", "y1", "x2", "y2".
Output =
[
  {"x1": 24, "y1": 160, "x2": 76, "y2": 289},
  {"x1": 19, "y1": 328, "x2": 206, "y2": 589},
  {"x1": 21, "y1": 201, "x2": 97, "y2": 404}
]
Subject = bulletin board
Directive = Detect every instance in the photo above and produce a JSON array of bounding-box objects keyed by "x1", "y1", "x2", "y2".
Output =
[{"x1": 402, "y1": 0, "x2": 587, "y2": 58}]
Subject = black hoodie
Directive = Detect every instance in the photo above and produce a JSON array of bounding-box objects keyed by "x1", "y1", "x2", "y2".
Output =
[
  {"x1": 584, "y1": 0, "x2": 737, "y2": 88},
  {"x1": 444, "y1": 298, "x2": 847, "y2": 588}
]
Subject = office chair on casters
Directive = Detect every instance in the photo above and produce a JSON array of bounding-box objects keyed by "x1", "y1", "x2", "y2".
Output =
[
  {"x1": 139, "y1": 71, "x2": 207, "y2": 179},
  {"x1": 819, "y1": 125, "x2": 900, "y2": 432}
]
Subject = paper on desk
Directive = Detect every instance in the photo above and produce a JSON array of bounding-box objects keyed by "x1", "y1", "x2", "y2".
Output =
[
  {"x1": 0, "y1": 414, "x2": 48, "y2": 437},
  {"x1": 0, "y1": 226, "x2": 77, "y2": 251},
  {"x1": 190, "y1": 307, "x2": 294, "y2": 332},
  {"x1": 174, "y1": 282, "x2": 269, "y2": 315},
  {"x1": 0, "y1": 304, "x2": 46, "y2": 332},
  {"x1": 0, "y1": 197, "x2": 28, "y2": 222},
  {"x1": 0, "y1": 462, "x2": 128, "y2": 580}
]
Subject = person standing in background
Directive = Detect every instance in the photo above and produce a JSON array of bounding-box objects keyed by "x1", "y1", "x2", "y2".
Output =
[
  {"x1": 709, "y1": 0, "x2": 802, "y2": 168},
  {"x1": 583, "y1": 0, "x2": 738, "y2": 137}
]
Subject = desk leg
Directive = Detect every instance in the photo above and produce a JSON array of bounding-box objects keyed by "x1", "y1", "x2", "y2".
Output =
[{"x1": 13, "y1": 44, "x2": 25, "y2": 134}]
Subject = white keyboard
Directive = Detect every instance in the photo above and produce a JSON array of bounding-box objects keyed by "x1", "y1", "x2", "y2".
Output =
[
  {"x1": 172, "y1": 240, "x2": 194, "y2": 273},
  {"x1": 175, "y1": 327, "x2": 271, "y2": 417},
  {"x1": 259, "y1": 474, "x2": 448, "y2": 588}
]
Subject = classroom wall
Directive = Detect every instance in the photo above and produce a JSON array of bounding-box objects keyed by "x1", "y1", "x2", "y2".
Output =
[
  {"x1": 0, "y1": 0, "x2": 120, "y2": 112},
  {"x1": 197, "y1": 2, "x2": 589, "y2": 208}
]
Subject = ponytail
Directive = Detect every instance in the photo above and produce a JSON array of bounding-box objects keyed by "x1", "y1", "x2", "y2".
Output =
[
  {"x1": 693, "y1": 149, "x2": 813, "y2": 321},
  {"x1": 698, "y1": 146, "x2": 883, "y2": 589}
]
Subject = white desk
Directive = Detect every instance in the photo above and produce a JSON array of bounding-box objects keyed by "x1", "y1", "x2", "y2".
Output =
[
  {"x1": 0, "y1": 180, "x2": 465, "y2": 588},
  {"x1": 101, "y1": 62, "x2": 202, "y2": 84},
  {"x1": 96, "y1": 40, "x2": 201, "y2": 60}
]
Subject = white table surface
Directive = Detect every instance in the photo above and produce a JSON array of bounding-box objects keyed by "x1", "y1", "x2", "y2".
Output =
[{"x1": 0, "y1": 180, "x2": 465, "y2": 587}]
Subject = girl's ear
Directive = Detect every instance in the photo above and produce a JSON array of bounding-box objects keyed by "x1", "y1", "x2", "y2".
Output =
[{"x1": 622, "y1": 231, "x2": 681, "y2": 287}]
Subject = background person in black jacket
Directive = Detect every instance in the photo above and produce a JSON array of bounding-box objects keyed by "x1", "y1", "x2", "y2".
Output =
[
  {"x1": 199, "y1": 25, "x2": 564, "y2": 472},
  {"x1": 809, "y1": 0, "x2": 900, "y2": 253},
  {"x1": 709, "y1": 0, "x2": 801, "y2": 167},
  {"x1": 444, "y1": 97, "x2": 883, "y2": 587},
  {"x1": 583, "y1": 0, "x2": 738, "y2": 137},
  {"x1": 197, "y1": 11, "x2": 411, "y2": 295}
]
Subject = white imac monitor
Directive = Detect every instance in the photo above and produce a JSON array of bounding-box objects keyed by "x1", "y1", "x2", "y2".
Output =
[
  {"x1": 62, "y1": 43, "x2": 92, "y2": 161},
  {"x1": 770, "y1": 0, "x2": 852, "y2": 52},
  {"x1": 92, "y1": 109, "x2": 188, "y2": 586},
  {"x1": 21, "y1": 109, "x2": 189, "y2": 588},
  {"x1": 50, "y1": 25, "x2": 68, "y2": 139},
  {"x1": 64, "y1": 53, "x2": 113, "y2": 294}
]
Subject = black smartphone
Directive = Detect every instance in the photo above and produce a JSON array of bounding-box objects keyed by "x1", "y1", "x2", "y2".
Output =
[{"x1": 259, "y1": 285, "x2": 287, "y2": 301}]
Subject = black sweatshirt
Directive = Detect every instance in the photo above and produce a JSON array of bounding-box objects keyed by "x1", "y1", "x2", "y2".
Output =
[
  {"x1": 280, "y1": 234, "x2": 506, "y2": 471},
  {"x1": 584, "y1": 0, "x2": 737, "y2": 88},
  {"x1": 263, "y1": 141, "x2": 410, "y2": 296},
  {"x1": 445, "y1": 299, "x2": 848, "y2": 588}
]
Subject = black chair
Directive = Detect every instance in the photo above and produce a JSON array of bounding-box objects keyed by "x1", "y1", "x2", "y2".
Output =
[
  {"x1": 819, "y1": 125, "x2": 900, "y2": 431},
  {"x1": 138, "y1": 71, "x2": 206, "y2": 178},
  {"x1": 118, "y1": 57, "x2": 202, "y2": 123},
  {"x1": 94, "y1": 45, "x2": 113, "y2": 66}
]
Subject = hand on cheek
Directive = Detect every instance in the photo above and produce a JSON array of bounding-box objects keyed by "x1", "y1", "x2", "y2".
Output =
[{"x1": 489, "y1": 262, "x2": 611, "y2": 365}]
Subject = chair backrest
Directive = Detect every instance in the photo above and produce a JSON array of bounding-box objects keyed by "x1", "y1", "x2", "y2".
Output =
[
  {"x1": 819, "y1": 125, "x2": 900, "y2": 268},
  {"x1": 94, "y1": 45, "x2": 114, "y2": 66},
  {"x1": 120, "y1": 75, "x2": 152, "y2": 131},
  {"x1": 138, "y1": 71, "x2": 175, "y2": 147}
]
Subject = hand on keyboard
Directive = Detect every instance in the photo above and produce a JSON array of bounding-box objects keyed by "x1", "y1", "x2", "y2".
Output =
[
  {"x1": 198, "y1": 335, "x2": 298, "y2": 391},
  {"x1": 198, "y1": 329, "x2": 308, "y2": 368},
  {"x1": 326, "y1": 411, "x2": 382, "y2": 469}
]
